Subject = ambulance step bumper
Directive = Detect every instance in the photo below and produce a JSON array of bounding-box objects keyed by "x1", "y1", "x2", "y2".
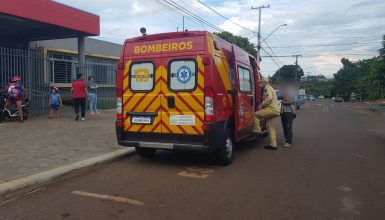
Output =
[{"x1": 118, "y1": 140, "x2": 211, "y2": 151}]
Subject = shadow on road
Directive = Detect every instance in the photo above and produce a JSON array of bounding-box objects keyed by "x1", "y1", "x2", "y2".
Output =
[{"x1": 122, "y1": 137, "x2": 266, "y2": 167}]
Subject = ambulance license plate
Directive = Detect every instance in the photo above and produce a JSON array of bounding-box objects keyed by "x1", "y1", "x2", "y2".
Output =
[{"x1": 131, "y1": 116, "x2": 151, "y2": 124}]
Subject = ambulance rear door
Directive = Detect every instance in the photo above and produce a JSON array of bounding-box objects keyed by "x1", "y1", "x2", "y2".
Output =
[
  {"x1": 159, "y1": 37, "x2": 205, "y2": 137},
  {"x1": 122, "y1": 40, "x2": 163, "y2": 134},
  {"x1": 233, "y1": 46, "x2": 254, "y2": 140}
]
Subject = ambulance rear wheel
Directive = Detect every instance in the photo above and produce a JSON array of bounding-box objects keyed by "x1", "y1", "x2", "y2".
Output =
[
  {"x1": 214, "y1": 129, "x2": 234, "y2": 166},
  {"x1": 135, "y1": 147, "x2": 156, "y2": 158}
]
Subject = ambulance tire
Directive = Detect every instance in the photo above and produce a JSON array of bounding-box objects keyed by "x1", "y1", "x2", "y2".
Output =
[
  {"x1": 214, "y1": 128, "x2": 234, "y2": 166},
  {"x1": 135, "y1": 147, "x2": 156, "y2": 158}
]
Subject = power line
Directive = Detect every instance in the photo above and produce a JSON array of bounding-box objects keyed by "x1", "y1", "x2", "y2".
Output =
[
  {"x1": 261, "y1": 53, "x2": 378, "y2": 58},
  {"x1": 292, "y1": 54, "x2": 302, "y2": 65},
  {"x1": 163, "y1": 0, "x2": 223, "y2": 32},
  {"x1": 146, "y1": 1, "x2": 186, "y2": 28},
  {"x1": 263, "y1": 41, "x2": 285, "y2": 66},
  {"x1": 196, "y1": 0, "x2": 255, "y2": 34},
  {"x1": 261, "y1": 47, "x2": 281, "y2": 68},
  {"x1": 269, "y1": 41, "x2": 382, "y2": 48},
  {"x1": 266, "y1": 35, "x2": 383, "y2": 39},
  {"x1": 152, "y1": 0, "x2": 205, "y2": 30}
]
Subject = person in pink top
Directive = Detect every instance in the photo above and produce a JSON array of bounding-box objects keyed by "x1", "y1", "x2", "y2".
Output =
[{"x1": 71, "y1": 73, "x2": 88, "y2": 121}]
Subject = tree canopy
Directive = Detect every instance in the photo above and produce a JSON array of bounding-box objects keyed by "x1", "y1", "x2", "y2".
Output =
[
  {"x1": 333, "y1": 35, "x2": 385, "y2": 100},
  {"x1": 214, "y1": 31, "x2": 258, "y2": 58},
  {"x1": 270, "y1": 65, "x2": 304, "y2": 84}
]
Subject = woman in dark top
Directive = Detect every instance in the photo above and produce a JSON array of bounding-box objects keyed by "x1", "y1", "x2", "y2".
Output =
[{"x1": 280, "y1": 95, "x2": 296, "y2": 148}]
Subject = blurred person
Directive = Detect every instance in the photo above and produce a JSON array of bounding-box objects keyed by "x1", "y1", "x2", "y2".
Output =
[
  {"x1": 253, "y1": 77, "x2": 280, "y2": 150},
  {"x1": 87, "y1": 76, "x2": 99, "y2": 114},
  {"x1": 280, "y1": 89, "x2": 296, "y2": 148}
]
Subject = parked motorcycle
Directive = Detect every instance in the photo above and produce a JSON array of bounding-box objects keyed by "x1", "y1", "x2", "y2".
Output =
[{"x1": 0, "y1": 93, "x2": 30, "y2": 122}]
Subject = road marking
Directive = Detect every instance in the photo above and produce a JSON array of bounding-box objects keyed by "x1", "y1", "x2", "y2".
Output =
[
  {"x1": 71, "y1": 191, "x2": 144, "y2": 206},
  {"x1": 338, "y1": 186, "x2": 352, "y2": 192},
  {"x1": 177, "y1": 166, "x2": 215, "y2": 179},
  {"x1": 341, "y1": 196, "x2": 362, "y2": 215}
]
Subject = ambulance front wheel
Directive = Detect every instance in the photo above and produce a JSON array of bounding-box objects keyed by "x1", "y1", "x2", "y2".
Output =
[
  {"x1": 214, "y1": 128, "x2": 234, "y2": 166},
  {"x1": 135, "y1": 147, "x2": 156, "y2": 158}
]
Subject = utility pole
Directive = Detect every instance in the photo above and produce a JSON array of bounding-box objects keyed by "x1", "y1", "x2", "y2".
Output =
[
  {"x1": 292, "y1": 54, "x2": 302, "y2": 65},
  {"x1": 251, "y1": 4, "x2": 270, "y2": 66},
  {"x1": 292, "y1": 54, "x2": 302, "y2": 80},
  {"x1": 182, "y1": 16, "x2": 185, "y2": 31}
]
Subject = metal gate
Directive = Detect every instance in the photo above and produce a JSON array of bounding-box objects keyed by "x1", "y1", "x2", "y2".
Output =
[
  {"x1": 47, "y1": 56, "x2": 117, "y2": 110},
  {"x1": 0, "y1": 47, "x2": 50, "y2": 116},
  {"x1": 1, "y1": 47, "x2": 117, "y2": 116}
]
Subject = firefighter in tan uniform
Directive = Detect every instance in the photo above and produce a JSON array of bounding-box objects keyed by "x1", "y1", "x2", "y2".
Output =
[{"x1": 253, "y1": 77, "x2": 280, "y2": 150}]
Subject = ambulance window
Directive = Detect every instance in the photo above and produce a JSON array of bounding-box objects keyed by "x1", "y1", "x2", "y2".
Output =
[
  {"x1": 130, "y1": 62, "x2": 155, "y2": 92},
  {"x1": 238, "y1": 66, "x2": 252, "y2": 92},
  {"x1": 243, "y1": 68, "x2": 251, "y2": 92},
  {"x1": 169, "y1": 59, "x2": 197, "y2": 91}
]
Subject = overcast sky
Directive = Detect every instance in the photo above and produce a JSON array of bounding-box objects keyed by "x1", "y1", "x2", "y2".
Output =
[{"x1": 56, "y1": 0, "x2": 385, "y2": 78}]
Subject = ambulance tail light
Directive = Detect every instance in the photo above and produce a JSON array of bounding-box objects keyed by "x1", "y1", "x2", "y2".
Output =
[
  {"x1": 204, "y1": 87, "x2": 215, "y2": 122},
  {"x1": 116, "y1": 97, "x2": 123, "y2": 118}
]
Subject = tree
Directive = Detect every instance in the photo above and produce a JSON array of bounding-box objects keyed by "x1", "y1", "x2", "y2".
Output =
[
  {"x1": 300, "y1": 76, "x2": 334, "y2": 98},
  {"x1": 271, "y1": 65, "x2": 304, "y2": 83},
  {"x1": 332, "y1": 35, "x2": 385, "y2": 101},
  {"x1": 214, "y1": 31, "x2": 258, "y2": 58}
]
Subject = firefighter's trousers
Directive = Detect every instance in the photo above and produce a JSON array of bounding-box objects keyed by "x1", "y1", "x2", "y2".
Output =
[{"x1": 253, "y1": 107, "x2": 280, "y2": 148}]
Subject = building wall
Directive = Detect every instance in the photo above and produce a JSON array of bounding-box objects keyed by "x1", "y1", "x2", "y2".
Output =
[
  {"x1": 28, "y1": 38, "x2": 122, "y2": 88},
  {"x1": 30, "y1": 37, "x2": 122, "y2": 58}
]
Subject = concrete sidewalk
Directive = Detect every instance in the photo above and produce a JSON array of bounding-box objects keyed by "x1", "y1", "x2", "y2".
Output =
[
  {"x1": 0, "y1": 106, "x2": 134, "y2": 201},
  {"x1": 368, "y1": 104, "x2": 385, "y2": 114}
]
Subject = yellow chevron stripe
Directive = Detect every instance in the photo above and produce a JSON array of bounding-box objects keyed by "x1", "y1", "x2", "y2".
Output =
[
  {"x1": 206, "y1": 34, "x2": 233, "y2": 107},
  {"x1": 197, "y1": 55, "x2": 204, "y2": 74}
]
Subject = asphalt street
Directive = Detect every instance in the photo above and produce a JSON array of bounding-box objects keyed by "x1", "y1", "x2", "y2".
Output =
[{"x1": 1, "y1": 100, "x2": 384, "y2": 220}]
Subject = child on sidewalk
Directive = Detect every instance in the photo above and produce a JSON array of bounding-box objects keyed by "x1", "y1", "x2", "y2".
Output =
[{"x1": 48, "y1": 87, "x2": 62, "y2": 119}]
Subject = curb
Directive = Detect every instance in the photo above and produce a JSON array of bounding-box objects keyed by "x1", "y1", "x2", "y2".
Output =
[
  {"x1": 368, "y1": 104, "x2": 385, "y2": 114},
  {"x1": 0, "y1": 148, "x2": 136, "y2": 204}
]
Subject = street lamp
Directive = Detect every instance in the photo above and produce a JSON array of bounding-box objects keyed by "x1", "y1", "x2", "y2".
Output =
[
  {"x1": 249, "y1": 23, "x2": 287, "y2": 41},
  {"x1": 259, "y1": 23, "x2": 287, "y2": 45},
  {"x1": 252, "y1": 23, "x2": 287, "y2": 65}
]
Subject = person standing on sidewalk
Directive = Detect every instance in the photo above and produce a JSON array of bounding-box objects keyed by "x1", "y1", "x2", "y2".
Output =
[
  {"x1": 280, "y1": 94, "x2": 296, "y2": 148},
  {"x1": 48, "y1": 87, "x2": 62, "y2": 119},
  {"x1": 87, "y1": 76, "x2": 99, "y2": 114},
  {"x1": 253, "y1": 77, "x2": 281, "y2": 150},
  {"x1": 71, "y1": 73, "x2": 88, "y2": 121},
  {"x1": 0, "y1": 76, "x2": 27, "y2": 123}
]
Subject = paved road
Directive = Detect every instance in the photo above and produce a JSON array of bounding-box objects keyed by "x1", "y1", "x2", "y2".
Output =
[{"x1": 1, "y1": 100, "x2": 384, "y2": 220}]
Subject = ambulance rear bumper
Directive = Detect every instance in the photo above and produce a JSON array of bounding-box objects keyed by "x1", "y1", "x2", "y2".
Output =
[
  {"x1": 116, "y1": 120, "x2": 227, "y2": 152},
  {"x1": 117, "y1": 131, "x2": 211, "y2": 151},
  {"x1": 118, "y1": 140, "x2": 210, "y2": 151}
]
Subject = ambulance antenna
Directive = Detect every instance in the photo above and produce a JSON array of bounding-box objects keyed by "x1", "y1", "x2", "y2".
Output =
[{"x1": 140, "y1": 27, "x2": 147, "y2": 36}]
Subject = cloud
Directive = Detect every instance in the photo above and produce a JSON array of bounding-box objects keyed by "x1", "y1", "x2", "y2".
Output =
[{"x1": 54, "y1": 0, "x2": 385, "y2": 77}]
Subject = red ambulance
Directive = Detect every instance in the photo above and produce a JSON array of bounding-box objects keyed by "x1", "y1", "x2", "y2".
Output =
[{"x1": 116, "y1": 31, "x2": 265, "y2": 165}]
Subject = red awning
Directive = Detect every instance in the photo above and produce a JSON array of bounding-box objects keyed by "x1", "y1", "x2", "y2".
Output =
[{"x1": 0, "y1": 0, "x2": 99, "y2": 45}]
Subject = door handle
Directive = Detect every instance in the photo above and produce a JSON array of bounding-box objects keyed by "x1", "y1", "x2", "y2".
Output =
[{"x1": 168, "y1": 96, "x2": 175, "y2": 108}]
